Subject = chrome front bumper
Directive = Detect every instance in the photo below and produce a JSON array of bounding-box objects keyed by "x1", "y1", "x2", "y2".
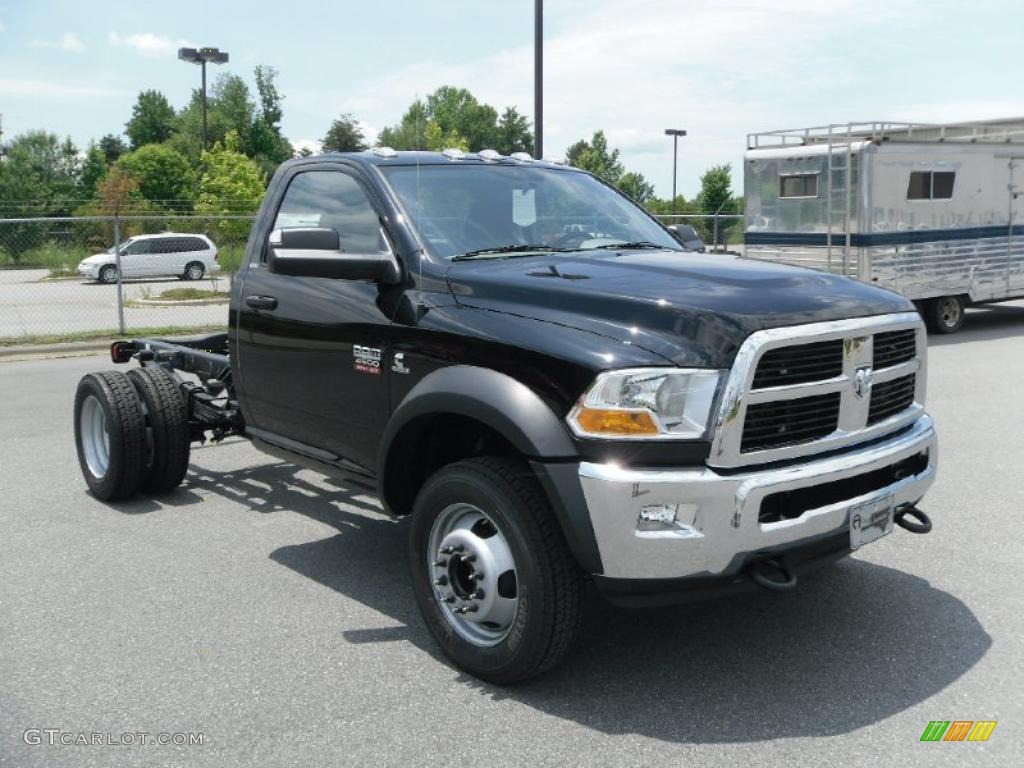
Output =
[{"x1": 578, "y1": 415, "x2": 937, "y2": 580}]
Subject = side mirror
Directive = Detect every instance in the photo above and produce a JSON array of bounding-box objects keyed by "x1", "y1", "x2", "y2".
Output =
[{"x1": 267, "y1": 227, "x2": 400, "y2": 283}]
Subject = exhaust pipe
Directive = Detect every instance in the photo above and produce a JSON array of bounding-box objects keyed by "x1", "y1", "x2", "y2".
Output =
[
  {"x1": 895, "y1": 505, "x2": 932, "y2": 534},
  {"x1": 747, "y1": 556, "x2": 798, "y2": 592}
]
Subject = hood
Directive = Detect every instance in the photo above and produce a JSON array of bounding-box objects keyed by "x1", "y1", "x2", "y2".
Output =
[
  {"x1": 446, "y1": 250, "x2": 912, "y2": 368},
  {"x1": 82, "y1": 253, "x2": 112, "y2": 264}
]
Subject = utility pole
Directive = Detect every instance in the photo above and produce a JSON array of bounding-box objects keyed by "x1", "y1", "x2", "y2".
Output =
[
  {"x1": 178, "y1": 47, "x2": 230, "y2": 150},
  {"x1": 665, "y1": 128, "x2": 687, "y2": 213},
  {"x1": 534, "y1": 0, "x2": 543, "y2": 159}
]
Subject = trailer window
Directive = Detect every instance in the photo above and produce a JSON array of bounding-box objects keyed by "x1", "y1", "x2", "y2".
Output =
[
  {"x1": 907, "y1": 171, "x2": 955, "y2": 200},
  {"x1": 779, "y1": 174, "x2": 818, "y2": 198}
]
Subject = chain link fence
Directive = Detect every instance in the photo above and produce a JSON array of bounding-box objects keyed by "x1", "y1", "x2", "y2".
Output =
[
  {"x1": 1, "y1": 209, "x2": 748, "y2": 345},
  {"x1": 0, "y1": 214, "x2": 253, "y2": 344}
]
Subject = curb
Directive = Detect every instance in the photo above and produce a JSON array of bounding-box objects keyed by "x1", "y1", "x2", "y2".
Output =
[{"x1": 0, "y1": 340, "x2": 114, "y2": 361}]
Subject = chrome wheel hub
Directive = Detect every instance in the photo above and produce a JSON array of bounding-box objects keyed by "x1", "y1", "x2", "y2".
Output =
[
  {"x1": 80, "y1": 395, "x2": 110, "y2": 478},
  {"x1": 938, "y1": 297, "x2": 962, "y2": 326},
  {"x1": 428, "y1": 503, "x2": 519, "y2": 646}
]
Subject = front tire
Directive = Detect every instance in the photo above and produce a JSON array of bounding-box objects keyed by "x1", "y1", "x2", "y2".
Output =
[
  {"x1": 74, "y1": 371, "x2": 148, "y2": 501},
  {"x1": 99, "y1": 265, "x2": 118, "y2": 284},
  {"x1": 925, "y1": 295, "x2": 965, "y2": 334},
  {"x1": 183, "y1": 261, "x2": 205, "y2": 281},
  {"x1": 409, "y1": 457, "x2": 583, "y2": 684}
]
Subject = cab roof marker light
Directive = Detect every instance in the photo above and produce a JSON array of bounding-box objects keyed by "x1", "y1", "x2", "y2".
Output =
[
  {"x1": 478, "y1": 149, "x2": 503, "y2": 161},
  {"x1": 510, "y1": 152, "x2": 535, "y2": 162},
  {"x1": 442, "y1": 148, "x2": 466, "y2": 160},
  {"x1": 371, "y1": 146, "x2": 398, "y2": 158}
]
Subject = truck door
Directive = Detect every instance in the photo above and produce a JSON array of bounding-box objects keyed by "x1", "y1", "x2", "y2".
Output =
[{"x1": 235, "y1": 167, "x2": 394, "y2": 473}]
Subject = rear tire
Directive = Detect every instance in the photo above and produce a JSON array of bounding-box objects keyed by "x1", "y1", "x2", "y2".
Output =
[
  {"x1": 183, "y1": 261, "x2": 205, "y2": 281},
  {"x1": 925, "y1": 295, "x2": 965, "y2": 334},
  {"x1": 128, "y1": 367, "x2": 191, "y2": 493},
  {"x1": 409, "y1": 457, "x2": 583, "y2": 684},
  {"x1": 74, "y1": 371, "x2": 147, "y2": 501},
  {"x1": 99, "y1": 265, "x2": 117, "y2": 284}
]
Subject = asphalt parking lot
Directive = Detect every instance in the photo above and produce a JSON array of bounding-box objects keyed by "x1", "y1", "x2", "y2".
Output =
[
  {"x1": 0, "y1": 270, "x2": 226, "y2": 338},
  {"x1": 1, "y1": 303, "x2": 1022, "y2": 768}
]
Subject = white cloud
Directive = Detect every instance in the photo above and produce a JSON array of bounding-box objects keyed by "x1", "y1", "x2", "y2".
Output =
[
  {"x1": 31, "y1": 32, "x2": 85, "y2": 52},
  {"x1": 0, "y1": 78, "x2": 122, "y2": 98},
  {"x1": 292, "y1": 138, "x2": 323, "y2": 155},
  {"x1": 109, "y1": 31, "x2": 187, "y2": 58},
  {"x1": 322, "y1": 0, "x2": 931, "y2": 196}
]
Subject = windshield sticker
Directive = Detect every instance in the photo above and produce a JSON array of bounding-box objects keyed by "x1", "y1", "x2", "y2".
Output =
[{"x1": 512, "y1": 189, "x2": 537, "y2": 227}]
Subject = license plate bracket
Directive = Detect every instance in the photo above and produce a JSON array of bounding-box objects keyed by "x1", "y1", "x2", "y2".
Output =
[{"x1": 849, "y1": 495, "x2": 894, "y2": 550}]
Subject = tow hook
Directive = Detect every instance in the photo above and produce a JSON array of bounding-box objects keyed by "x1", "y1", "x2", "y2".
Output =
[
  {"x1": 895, "y1": 505, "x2": 932, "y2": 534},
  {"x1": 748, "y1": 557, "x2": 798, "y2": 592}
]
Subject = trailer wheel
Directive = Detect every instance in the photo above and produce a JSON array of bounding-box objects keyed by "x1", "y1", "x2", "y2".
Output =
[
  {"x1": 128, "y1": 367, "x2": 191, "y2": 493},
  {"x1": 74, "y1": 371, "x2": 148, "y2": 501},
  {"x1": 925, "y1": 295, "x2": 965, "y2": 334},
  {"x1": 409, "y1": 457, "x2": 583, "y2": 684}
]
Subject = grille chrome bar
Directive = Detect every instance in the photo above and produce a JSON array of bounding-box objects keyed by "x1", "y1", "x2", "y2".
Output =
[{"x1": 709, "y1": 312, "x2": 927, "y2": 468}]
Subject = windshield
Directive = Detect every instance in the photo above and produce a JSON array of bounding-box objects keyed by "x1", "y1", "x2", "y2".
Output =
[
  {"x1": 107, "y1": 237, "x2": 135, "y2": 255},
  {"x1": 379, "y1": 164, "x2": 681, "y2": 260}
]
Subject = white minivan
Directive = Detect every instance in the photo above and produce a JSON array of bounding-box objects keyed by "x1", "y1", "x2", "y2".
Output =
[{"x1": 78, "y1": 233, "x2": 219, "y2": 283}]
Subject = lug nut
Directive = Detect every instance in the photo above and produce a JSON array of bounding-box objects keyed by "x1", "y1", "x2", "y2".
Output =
[
  {"x1": 433, "y1": 576, "x2": 448, "y2": 586},
  {"x1": 441, "y1": 594, "x2": 455, "y2": 604},
  {"x1": 432, "y1": 560, "x2": 448, "y2": 568},
  {"x1": 455, "y1": 605, "x2": 478, "y2": 614},
  {"x1": 460, "y1": 554, "x2": 476, "y2": 563},
  {"x1": 470, "y1": 589, "x2": 485, "y2": 600},
  {"x1": 470, "y1": 572, "x2": 485, "y2": 581},
  {"x1": 440, "y1": 545, "x2": 463, "y2": 555}
]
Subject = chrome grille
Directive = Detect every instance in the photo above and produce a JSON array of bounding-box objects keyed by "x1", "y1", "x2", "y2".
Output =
[
  {"x1": 751, "y1": 339, "x2": 843, "y2": 388},
  {"x1": 741, "y1": 392, "x2": 841, "y2": 451},
  {"x1": 869, "y1": 373, "x2": 916, "y2": 424},
  {"x1": 710, "y1": 312, "x2": 927, "y2": 468},
  {"x1": 873, "y1": 329, "x2": 916, "y2": 368}
]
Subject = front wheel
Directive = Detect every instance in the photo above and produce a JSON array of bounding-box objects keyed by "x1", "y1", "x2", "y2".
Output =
[
  {"x1": 925, "y1": 295, "x2": 966, "y2": 334},
  {"x1": 183, "y1": 261, "x2": 205, "y2": 281},
  {"x1": 409, "y1": 457, "x2": 583, "y2": 684},
  {"x1": 99, "y1": 265, "x2": 118, "y2": 284}
]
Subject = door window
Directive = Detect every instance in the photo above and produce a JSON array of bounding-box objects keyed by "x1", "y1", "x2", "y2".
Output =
[
  {"x1": 124, "y1": 240, "x2": 151, "y2": 255},
  {"x1": 272, "y1": 171, "x2": 387, "y2": 258}
]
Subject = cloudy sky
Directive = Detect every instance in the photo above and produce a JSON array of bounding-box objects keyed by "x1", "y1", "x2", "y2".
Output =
[{"x1": 1, "y1": 0, "x2": 1022, "y2": 197}]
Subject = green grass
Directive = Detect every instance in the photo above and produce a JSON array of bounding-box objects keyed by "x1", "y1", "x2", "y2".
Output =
[
  {"x1": 216, "y1": 243, "x2": 246, "y2": 274},
  {"x1": 5, "y1": 242, "x2": 93, "y2": 276},
  {"x1": 0, "y1": 324, "x2": 227, "y2": 347},
  {"x1": 152, "y1": 287, "x2": 231, "y2": 301}
]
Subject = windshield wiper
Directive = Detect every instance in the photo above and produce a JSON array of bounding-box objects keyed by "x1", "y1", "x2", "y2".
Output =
[
  {"x1": 589, "y1": 240, "x2": 666, "y2": 251},
  {"x1": 452, "y1": 244, "x2": 577, "y2": 261}
]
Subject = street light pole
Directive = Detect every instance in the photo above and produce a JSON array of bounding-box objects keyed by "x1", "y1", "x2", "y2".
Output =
[
  {"x1": 534, "y1": 0, "x2": 543, "y2": 159},
  {"x1": 178, "y1": 47, "x2": 230, "y2": 151},
  {"x1": 665, "y1": 128, "x2": 686, "y2": 213}
]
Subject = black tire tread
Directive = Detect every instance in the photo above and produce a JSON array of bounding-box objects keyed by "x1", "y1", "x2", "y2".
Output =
[
  {"x1": 128, "y1": 367, "x2": 191, "y2": 493},
  {"x1": 925, "y1": 295, "x2": 965, "y2": 334},
  {"x1": 74, "y1": 371, "x2": 147, "y2": 500},
  {"x1": 418, "y1": 456, "x2": 584, "y2": 683}
]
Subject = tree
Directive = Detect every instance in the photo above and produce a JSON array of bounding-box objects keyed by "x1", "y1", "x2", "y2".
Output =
[
  {"x1": 425, "y1": 86, "x2": 498, "y2": 151},
  {"x1": 321, "y1": 113, "x2": 367, "y2": 153},
  {"x1": 494, "y1": 107, "x2": 533, "y2": 156},
  {"x1": 423, "y1": 120, "x2": 469, "y2": 151},
  {"x1": 617, "y1": 171, "x2": 655, "y2": 204},
  {"x1": 79, "y1": 143, "x2": 108, "y2": 198},
  {"x1": 0, "y1": 131, "x2": 81, "y2": 257},
  {"x1": 98, "y1": 134, "x2": 128, "y2": 164},
  {"x1": 378, "y1": 99, "x2": 430, "y2": 150},
  {"x1": 115, "y1": 144, "x2": 197, "y2": 211},
  {"x1": 196, "y1": 131, "x2": 265, "y2": 241},
  {"x1": 125, "y1": 90, "x2": 176, "y2": 149},
  {"x1": 695, "y1": 163, "x2": 738, "y2": 246},
  {"x1": 565, "y1": 131, "x2": 624, "y2": 184},
  {"x1": 250, "y1": 66, "x2": 294, "y2": 170}
]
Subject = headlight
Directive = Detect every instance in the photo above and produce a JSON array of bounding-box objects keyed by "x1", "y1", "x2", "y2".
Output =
[{"x1": 567, "y1": 368, "x2": 721, "y2": 439}]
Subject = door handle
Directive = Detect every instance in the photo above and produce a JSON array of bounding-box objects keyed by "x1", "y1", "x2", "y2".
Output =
[{"x1": 245, "y1": 294, "x2": 278, "y2": 311}]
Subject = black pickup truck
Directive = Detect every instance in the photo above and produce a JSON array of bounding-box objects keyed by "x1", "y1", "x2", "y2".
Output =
[{"x1": 73, "y1": 148, "x2": 937, "y2": 683}]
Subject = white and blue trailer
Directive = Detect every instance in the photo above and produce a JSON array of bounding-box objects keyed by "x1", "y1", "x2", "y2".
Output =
[{"x1": 744, "y1": 119, "x2": 1024, "y2": 332}]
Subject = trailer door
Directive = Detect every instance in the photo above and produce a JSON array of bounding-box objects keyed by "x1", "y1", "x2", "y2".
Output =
[{"x1": 1010, "y1": 158, "x2": 1024, "y2": 292}]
